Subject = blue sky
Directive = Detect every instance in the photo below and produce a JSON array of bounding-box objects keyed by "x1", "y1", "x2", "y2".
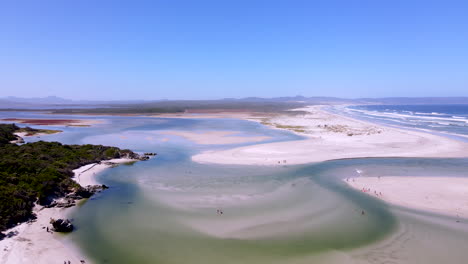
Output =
[{"x1": 1, "y1": 0, "x2": 467, "y2": 100}]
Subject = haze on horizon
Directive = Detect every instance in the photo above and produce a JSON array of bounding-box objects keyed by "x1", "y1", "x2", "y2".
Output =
[{"x1": 1, "y1": 0, "x2": 467, "y2": 101}]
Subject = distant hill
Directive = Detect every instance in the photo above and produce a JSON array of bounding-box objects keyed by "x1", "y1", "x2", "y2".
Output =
[
  {"x1": 0, "y1": 96, "x2": 153, "y2": 109},
  {"x1": 4, "y1": 96, "x2": 74, "y2": 104}
]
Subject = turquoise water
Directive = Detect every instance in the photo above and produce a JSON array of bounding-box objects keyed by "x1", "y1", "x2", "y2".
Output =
[{"x1": 2, "y1": 111, "x2": 468, "y2": 263}]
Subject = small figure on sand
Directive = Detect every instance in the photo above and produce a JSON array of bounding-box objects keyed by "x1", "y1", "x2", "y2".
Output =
[{"x1": 361, "y1": 210, "x2": 365, "y2": 215}]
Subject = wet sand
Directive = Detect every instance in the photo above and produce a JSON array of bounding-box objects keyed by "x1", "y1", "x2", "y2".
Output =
[{"x1": 344, "y1": 176, "x2": 468, "y2": 219}]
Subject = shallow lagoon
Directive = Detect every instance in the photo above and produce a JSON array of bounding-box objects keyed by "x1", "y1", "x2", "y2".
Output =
[{"x1": 3, "y1": 112, "x2": 468, "y2": 263}]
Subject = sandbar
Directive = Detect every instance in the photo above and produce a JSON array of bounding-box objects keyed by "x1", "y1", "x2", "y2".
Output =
[{"x1": 344, "y1": 176, "x2": 468, "y2": 219}]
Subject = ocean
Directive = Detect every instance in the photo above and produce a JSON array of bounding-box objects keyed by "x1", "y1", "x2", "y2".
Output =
[{"x1": 340, "y1": 104, "x2": 468, "y2": 140}]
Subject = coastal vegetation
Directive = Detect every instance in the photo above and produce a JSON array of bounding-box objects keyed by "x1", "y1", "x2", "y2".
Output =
[
  {"x1": 49, "y1": 100, "x2": 305, "y2": 115},
  {"x1": 0, "y1": 124, "x2": 138, "y2": 238},
  {"x1": 259, "y1": 119, "x2": 307, "y2": 133}
]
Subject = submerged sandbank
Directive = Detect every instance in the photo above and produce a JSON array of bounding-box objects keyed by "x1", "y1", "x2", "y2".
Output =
[
  {"x1": 159, "y1": 130, "x2": 271, "y2": 145},
  {"x1": 0, "y1": 158, "x2": 136, "y2": 264},
  {"x1": 344, "y1": 176, "x2": 468, "y2": 219}
]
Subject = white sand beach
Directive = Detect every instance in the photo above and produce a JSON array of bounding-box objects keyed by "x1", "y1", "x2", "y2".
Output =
[
  {"x1": 73, "y1": 158, "x2": 137, "y2": 186},
  {"x1": 0, "y1": 206, "x2": 86, "y2": 264},
  {"x1": 0, "y1": 158, "x2": 136, "y2": 264},
  {"x1": 159, "y1": 130, "x2": 271, "y2": 145},
  {"x1": 344, "y1": 176, "x2": 468, "y2": 219},
  {"x1": 192, "y1": 106, "x2": 468, "y2": 165}
]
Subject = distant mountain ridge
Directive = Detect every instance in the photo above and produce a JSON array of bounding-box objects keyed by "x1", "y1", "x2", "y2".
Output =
[{"x1": 2, "y1": 96, "x2": 151, "y2": 105}]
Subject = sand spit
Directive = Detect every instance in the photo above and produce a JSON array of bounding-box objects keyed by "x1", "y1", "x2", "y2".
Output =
[
  {"x1": 0, "y1": 158, "x2": 136, "y2": 264},
  {"x1": 192, "y1": 106, "x2": 468, "y2": 165},
  {"x1": 344, "y1": 176, "x2": 468, "y2": 219}
]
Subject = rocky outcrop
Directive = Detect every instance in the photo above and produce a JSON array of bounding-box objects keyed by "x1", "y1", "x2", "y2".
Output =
[
  {"x1": 70, "y1": 184, "x2": 110, "y2": 199},
  {"x1": 45, "y1": 184, "x2": 111, "y2": 209},
  {"x1": 50, "y1": 218, "x2": 74, "y2": 232},
  {"x1": 120, "y1": 151, "x2": 153, "y2": 161},
  {"x1": 45, "y1": 199, "x2": 76, "y2": 208},
  {"x1": 121, "y1": 151, "x2": 142, "y2": 160},
  {"x1": 138, "y1": 155, "x2": 150, "y2": 160},
  {"x1": 10, "y1": 135, "x2": 25, "y2": 144}
]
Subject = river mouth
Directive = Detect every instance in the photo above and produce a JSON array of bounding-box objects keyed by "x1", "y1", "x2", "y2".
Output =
[{"x1": 5, "y1": 111, "x2": 467, "y2": 264}]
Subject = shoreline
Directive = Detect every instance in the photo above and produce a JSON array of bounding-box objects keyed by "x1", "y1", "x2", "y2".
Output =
[
  {"x1": 191, "y1": 105, "x2": 468, "y2": 165},
  {"x1": 0, "y1": 158, "x2": 137, "y2": 264}
]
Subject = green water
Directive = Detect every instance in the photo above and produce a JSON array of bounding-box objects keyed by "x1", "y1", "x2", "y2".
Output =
[
  {"x1": 69, "y1": 156, "x2": 468, "y2": 264},
  {"x1": 70, "y1": 161, "x2": 397, "y2": 264}
]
